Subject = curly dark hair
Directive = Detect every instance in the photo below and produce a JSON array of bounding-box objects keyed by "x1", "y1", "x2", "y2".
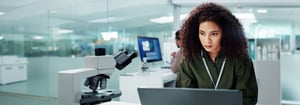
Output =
[{"x1": 181, "y1": 2, "x2": 248, "y2": 61}]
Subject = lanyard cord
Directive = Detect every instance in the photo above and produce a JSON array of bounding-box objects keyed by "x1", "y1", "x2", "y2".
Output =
[{"x1": 201, "y1": 54, "x2": 227, "y2": 90}]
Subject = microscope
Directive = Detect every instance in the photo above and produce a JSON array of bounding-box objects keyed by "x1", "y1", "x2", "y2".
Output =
[{"x1": 58, "y1": 48, "x2": 137, "y2": 105}]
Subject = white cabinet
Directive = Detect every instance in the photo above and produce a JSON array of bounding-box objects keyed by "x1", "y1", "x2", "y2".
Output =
[
  {"x1": 119, "y1": 69, "x2": 177, "y2": 104},
  {"x1": 0, "y1": 56, "x2": 28, "y2": 85},
  {"x1": 254, "y1": 60, "x2": 281, "y2": 105}
]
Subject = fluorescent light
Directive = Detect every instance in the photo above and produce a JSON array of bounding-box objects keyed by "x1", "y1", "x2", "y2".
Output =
[
  {"x1": 101, "y1": 32, "x2": 118, "y2": 40},
  {"x1": 57, "y1": 29, "x2": 73, "y2": 34},
  {"x1": 257, "y1": 9, "x2": 268, "y2": 13},
  {"x1": 0, "y1": 36, "x2": 4, "y2": 40},
  {"x1": 49, "y1": 10, "x2": 56, "y2": 14},
  {"x1": 32, "y1": 36, "x2": 44, "y2": 40},
  {"x1": 0, "y1": 12, "x2": 4, "y2": 16},
  {"x1": 180, "y1": 14, "x2": 188, "y2": 20},
  {"x1": 150, "y1": 13, "x2": 189, "y2": 24},
  {"x1": 233, "y1": 13, "x2": 257, "y2": 23},
  {"x1": 89, "y1": 17, "x2": 116, "y2": 23},
  {"x1": 150, "y1": 16, "x2": 173, "y2": 24},
  {"x1": 233, "y1": 13, "x2": 255, "y2": 19}
]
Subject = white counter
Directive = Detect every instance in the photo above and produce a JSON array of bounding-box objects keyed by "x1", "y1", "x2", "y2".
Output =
[{"x1": 119, "y1": 69, "x2": 177, "y2": 104}]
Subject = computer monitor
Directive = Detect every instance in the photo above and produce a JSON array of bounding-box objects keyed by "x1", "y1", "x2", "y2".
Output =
[
  {"x1": 137, "y1": 36, "x2": 163, "y2": 63},
  {"x1": 138, "y1": 88, "x2": 242, "y2": 105}
]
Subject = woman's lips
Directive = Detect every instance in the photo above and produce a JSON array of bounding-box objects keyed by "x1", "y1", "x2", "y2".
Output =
[{"x1": 204, "y1": 45, "x2": 212, "y2": 49}]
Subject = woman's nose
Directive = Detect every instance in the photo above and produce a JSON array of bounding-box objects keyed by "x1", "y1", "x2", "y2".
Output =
[{"x1": 205, "y1": 36, "x2": 211, "y2": 43}]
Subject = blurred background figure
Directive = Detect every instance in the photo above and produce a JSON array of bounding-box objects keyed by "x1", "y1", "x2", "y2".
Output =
[{"x1": 170, "y1": 30, "x2": 183, "y2": 73}]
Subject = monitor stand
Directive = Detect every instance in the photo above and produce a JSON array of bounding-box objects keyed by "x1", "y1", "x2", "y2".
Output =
[
  {"x1": 160, "y1": 60, "x2": 171, "y2": 69},
  {"x1": 160, "y1": 65, "x2": 171, "y2": 69},
  {"x1": 160, "y1": 61, "x2": 171, "y2": 69},
  {"x1": 141, "y1": 66, "x2": 149, "y2": 72},
  {"x1": 141, "y1": 61, "x2": 170, "y2": 72}
]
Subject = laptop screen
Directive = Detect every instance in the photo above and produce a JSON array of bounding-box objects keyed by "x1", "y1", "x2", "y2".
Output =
[{"x1": 138, "y1": 88, "x2": 242, "y2": 105}]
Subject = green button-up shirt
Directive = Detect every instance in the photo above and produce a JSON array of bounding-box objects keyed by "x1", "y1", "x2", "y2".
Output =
[{"x1": 176, "y1": 52, "x2": 258, "y2": 105}]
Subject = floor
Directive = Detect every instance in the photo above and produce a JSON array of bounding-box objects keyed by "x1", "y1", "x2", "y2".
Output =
[
  {"x1": 0, "y1": 92, "x2": 58, "y2": 105},
  {"x1": 0, "y1": 76, "x2": 54, "y2": 97},
  {"x1": 0, "y1": 76, "x2": 58, "y2": 105}
]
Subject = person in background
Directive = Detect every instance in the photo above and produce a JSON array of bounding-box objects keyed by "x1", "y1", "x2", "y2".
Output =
[
  {"x1": 170, "y1": 30, "x2": 183, "y2": 73},
  {"x1": 90, "y1": 39, "x2": 100, "y2": 55},
  {"x1": 175, "y1": 2, "x2": 258, "y2": 105},
  {"x1": 80, "y1": 41, "x2": 91, "y2": 56}
]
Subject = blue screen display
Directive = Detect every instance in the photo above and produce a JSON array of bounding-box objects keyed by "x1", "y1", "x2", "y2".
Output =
[{"x1": 137, "y1": 36, "x2": 162, "y2": 62}]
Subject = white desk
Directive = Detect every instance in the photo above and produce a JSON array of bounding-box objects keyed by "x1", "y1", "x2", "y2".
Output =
[{"x1": 119, "y1": 69, "x2": 177, "y2": 104}]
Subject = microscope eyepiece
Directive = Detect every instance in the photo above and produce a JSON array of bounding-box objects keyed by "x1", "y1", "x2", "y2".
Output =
[{"x1": 114, "y1": 50, "x2": 137, "y2": 70}]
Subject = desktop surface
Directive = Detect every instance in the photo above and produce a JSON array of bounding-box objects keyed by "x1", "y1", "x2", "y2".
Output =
[
  {"x1": 100, "y1": 101, "x2": 140, "y2": 105},
  {"x1": 142, "y1": 61, "x2": 170, "y2": 70},
  {"x1": 138, "y1": 88, "x2": 242, "y2": 105},
  {"x1": 119, "y1": 70, "x2": 177, "y2": 103}
]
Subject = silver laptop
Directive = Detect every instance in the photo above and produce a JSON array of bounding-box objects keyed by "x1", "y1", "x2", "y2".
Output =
[{"x1": 138, "y1": 88, "x2": 242, "y2": 105}]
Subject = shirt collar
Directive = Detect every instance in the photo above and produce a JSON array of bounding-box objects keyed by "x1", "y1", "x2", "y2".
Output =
[{"x1": 201, "y1": 50, "x2": 224, "y2": 59}]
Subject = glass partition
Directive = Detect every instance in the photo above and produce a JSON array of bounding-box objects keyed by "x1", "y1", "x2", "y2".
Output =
[
  {"x1": 0, "y1": 0, "x2": 173, "y2": 100},
  {"x1": 47, "y1": 0, "x2": 109, "y2": 98},
  {"x1": 0, "y1": 9, "x2": 50, "y2": 97},
  {"x1": 46, "y1": 0, "x2": 173, "y2": 100}
]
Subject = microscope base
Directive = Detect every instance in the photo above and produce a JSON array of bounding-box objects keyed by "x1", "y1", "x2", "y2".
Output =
[{"x1": 80, "y1": 89, "x2": 121, "y2": 105}]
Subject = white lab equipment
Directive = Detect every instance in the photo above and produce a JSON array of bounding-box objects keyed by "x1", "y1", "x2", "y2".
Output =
[{"x1": 58, "y1": 49, "x2": 137, "y2": 105}]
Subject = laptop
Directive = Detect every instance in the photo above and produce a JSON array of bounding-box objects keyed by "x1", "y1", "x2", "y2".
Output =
[{"x1": 137, "y1": 88, "x2": 242, "y2": 105}]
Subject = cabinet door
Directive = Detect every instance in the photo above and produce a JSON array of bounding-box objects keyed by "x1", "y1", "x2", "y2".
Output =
[
  {"x1": 17, "y1": 64, "x2": 27, "y2": 80},
  {"x1": 0, "y1": 65, "x2": 16, "y2": 84},
  {"x1": 0, "y1": 65, "x2": 27, "y2": 85}
]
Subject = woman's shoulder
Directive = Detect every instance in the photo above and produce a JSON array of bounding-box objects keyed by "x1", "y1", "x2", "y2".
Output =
[{"x1": 180, "y1": 54, "x2": 202, "y2": 66}]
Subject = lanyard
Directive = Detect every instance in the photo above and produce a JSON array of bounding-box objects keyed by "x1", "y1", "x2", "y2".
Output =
[{"x1": 201, "y1": 53, "x2": 227, "y2": 90}]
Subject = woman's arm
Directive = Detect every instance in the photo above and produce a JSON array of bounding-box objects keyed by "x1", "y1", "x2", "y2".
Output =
[
  {"x1": 175, "y1": 58, "x2": 197, "y2": 88},
  {"x1": 170, "y1": 50, "x2": 183, "y2": 73},
  {"x1": 235, "y1": 58, "x2": 258, "y2": 105}
]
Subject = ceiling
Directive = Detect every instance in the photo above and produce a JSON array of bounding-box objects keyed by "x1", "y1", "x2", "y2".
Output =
[
  {"x1": 1, "y1": 0, "x2": 300, "y2": 37},
  {"x1": 0, "y1": 0, "x2": 173, "y2": 36}
]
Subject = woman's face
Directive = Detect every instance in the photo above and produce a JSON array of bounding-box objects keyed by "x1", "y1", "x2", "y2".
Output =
[
  {"x1": 176, "y1": 36, "x2": 182, "y2": 48},
  {"x1": 198, "y1": 21, "x2": 223, "y2": 55}
]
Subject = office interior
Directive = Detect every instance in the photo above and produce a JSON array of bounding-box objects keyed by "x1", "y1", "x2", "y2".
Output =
[{"x1": 0, "y1": 0, "x2": 300, "y2": 105}]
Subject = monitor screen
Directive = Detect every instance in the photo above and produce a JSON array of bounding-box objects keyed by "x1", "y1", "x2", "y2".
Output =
[
  {"x1": 137, "y1": 36, "x2": 163, "y2": 62},
  {"x1": 296, "y1": 35, "x2": 300, "y2": 50}
]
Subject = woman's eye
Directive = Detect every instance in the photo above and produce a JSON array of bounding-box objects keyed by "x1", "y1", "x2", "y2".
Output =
[
  {"x1": 199, "y1": 32, "x2": 205, "y2": 36},
  {"x1": 211, "y1": 33, "x2": 218, "y2": 36}
]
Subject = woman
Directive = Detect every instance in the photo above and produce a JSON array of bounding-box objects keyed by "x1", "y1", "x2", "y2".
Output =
[
  {"x1": 170, "y1": 30, "x2": 183, "y2": 73},
  {"x1": 175, "y1": 2, "x2": 258, "y2": 105}
]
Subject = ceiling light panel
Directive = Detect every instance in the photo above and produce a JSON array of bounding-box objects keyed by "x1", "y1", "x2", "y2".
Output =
[
  {"x1": 0, "y1": 12, "x2": 4, "y2": 16},
  {"x1": 257, "y1": 9, "x2": 268, "y2": 13}
]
